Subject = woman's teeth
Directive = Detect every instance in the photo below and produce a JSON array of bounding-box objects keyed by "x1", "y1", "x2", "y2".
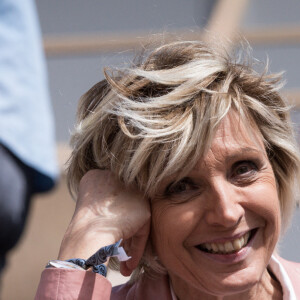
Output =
[{"x1": 199, "y1": 231, "x2": 250, "y2": 254}]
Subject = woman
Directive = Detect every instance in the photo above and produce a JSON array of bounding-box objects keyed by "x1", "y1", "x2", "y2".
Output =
[{"x1": 36, "y1": 40, "x2": 300, "y2": 299}]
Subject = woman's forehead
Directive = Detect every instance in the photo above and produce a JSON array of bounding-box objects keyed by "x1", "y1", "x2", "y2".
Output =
[
  {"x1": 213, "y1": 111, "x2": 265, "y2": 150},
  {"x1": 156, "y1": 112, "x2": 267, "y2": 186},
  {"x1": 191, "y1": 113, "x2": 267, "y2": 170}
]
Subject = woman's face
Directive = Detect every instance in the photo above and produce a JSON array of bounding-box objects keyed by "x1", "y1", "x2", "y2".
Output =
[{"x1": 151, "y1": 112, "x2": 281, "y2": 298}]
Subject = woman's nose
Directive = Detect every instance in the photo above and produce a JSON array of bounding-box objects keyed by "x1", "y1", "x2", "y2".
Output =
[{"x1": 204, "y1": 178, "x2": 244, "y2": 228}]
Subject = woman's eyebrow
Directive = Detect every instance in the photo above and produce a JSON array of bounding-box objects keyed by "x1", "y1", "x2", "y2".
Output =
[
  {"x1": 191, "y1": 147, "x2": 264, "y2": 172},
  {"x1": 225, "y1": 147, "x2": 264, "y2": 162}
]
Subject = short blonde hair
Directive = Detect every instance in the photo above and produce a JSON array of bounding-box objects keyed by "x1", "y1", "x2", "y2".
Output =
[{"x1": 67, "y1": 40, "x2": 300, "y2": 276}]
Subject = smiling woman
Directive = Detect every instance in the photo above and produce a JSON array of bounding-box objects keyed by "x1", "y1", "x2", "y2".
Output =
[
  {"x1": 36, "y1": 40, "x2": 300, "y2": 299},
  {"x1": 151, "y1": 112, "x2": 282, "y2": 298}
]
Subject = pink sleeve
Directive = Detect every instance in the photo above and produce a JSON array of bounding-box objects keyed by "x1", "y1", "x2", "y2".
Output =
[{"x1": 35, "y1": 268, "x2": 112, "y2": 300}]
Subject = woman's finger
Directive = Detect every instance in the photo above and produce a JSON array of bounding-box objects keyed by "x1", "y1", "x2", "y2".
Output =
[{"x1": 120, "y1": 219, "x2": 151, "y2": 276}]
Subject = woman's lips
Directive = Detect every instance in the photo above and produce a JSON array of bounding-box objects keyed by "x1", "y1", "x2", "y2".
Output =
[
  {"x1": 196, "y1": 228, "x2": 257, "y2": 255},
  {"x1": 194, "y1": 228, "x2": 258, "y2": 264}
]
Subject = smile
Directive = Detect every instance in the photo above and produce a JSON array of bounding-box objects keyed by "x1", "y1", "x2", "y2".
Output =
[{"x1": 197, "y1": 229, "x2": 256, "y2": 254}]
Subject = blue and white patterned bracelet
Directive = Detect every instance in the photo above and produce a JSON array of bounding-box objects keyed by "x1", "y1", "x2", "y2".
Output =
[{"x1": 46, "y1": 239, "x2": 130, "y2": 277}]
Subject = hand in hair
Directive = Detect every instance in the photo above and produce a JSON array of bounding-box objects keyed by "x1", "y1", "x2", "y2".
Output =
[{"x1": 58, "y1": 169, "x2": 151, "y2": 276}]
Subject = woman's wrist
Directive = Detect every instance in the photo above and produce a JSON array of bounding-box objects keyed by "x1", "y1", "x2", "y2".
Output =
[
  {"x1": 58, "y1": 209, "x2": 122, "y2": 260},
  {"x1": 58, "y1": 227, "x2": 118, "y2": 261}
]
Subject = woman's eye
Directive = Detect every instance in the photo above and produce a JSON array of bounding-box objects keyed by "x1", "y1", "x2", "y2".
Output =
[
  {"x1": 232, "y1": 161, "x2": 258, "y2": 177},
  {"x1": 165, "y1": 178, "x2": 195, "y2": 195}
]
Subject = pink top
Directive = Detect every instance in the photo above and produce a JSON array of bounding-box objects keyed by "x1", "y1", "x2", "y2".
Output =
[{"x1": 35, "y1": 256, "x2": 300, "y2": 300}]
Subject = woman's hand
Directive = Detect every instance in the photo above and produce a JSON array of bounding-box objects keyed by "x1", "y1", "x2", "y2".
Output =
[{"x1": 58, "y1": 169, "x2": 151, "y2": 276}]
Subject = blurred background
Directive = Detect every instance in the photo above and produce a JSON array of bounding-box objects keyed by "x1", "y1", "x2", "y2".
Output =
[{"x1": 1, "y1": 0, "x2": 300, "y2": 299}]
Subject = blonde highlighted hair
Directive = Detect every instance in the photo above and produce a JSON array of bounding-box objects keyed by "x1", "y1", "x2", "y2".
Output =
[{"x1": 67, "y1": 40, "x2": 300, "y2": 277}]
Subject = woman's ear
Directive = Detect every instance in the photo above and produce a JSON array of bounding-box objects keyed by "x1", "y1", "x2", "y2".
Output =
[
  {"x1": 120, "y1": 260, "x2": 133, "y2": 276},
  {"x1": 119, "y1": 220, "x2": 151, "y2": 276}
]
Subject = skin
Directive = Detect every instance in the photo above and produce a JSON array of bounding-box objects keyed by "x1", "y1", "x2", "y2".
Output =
[{"x1": 58, "y1": 111, "x2": 282, "y2": 299}]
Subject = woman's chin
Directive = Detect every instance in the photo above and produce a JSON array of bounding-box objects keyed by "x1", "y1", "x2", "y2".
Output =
[
  {"x1": 191, "y1": 269, "x2": 262, "y2": 298},
  {"x1": 170, "y1": 265, "x2": 263, "y2": 300},
  {"x1": 213, "y1": 269, "x2": 261, "y2": 295},
  {"x1": 175, "y1": 247, "x2": 269, "y2": 297}
]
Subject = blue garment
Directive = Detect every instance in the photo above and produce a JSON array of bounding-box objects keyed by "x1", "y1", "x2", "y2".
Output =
[{"x1": 0, "y1": 0, "x2": 58, "y2": 191}]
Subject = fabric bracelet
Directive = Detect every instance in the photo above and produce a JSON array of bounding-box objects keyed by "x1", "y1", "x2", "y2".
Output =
[{"x1": 46, "y1": 239, "x2": 130, "y2": 277}]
